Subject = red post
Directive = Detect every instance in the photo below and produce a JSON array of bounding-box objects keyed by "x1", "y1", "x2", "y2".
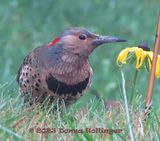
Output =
[{"x1": 145, "y1": 16, "x2": 160, "y2": 112}]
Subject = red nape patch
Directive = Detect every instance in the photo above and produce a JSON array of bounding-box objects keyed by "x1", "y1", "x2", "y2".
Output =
[{"x1": 47, "y1": 38, "x2": 60, "y2": 48}]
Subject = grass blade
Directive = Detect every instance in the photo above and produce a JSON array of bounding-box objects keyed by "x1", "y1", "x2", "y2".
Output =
[{"x1": 0, "y1": 124, "x2": 26, "y2": 141}]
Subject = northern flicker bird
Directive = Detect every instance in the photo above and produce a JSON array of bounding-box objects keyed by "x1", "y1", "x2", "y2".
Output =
[{"x1": 17, "y1": 27, "x2": 126, "y2": 106}]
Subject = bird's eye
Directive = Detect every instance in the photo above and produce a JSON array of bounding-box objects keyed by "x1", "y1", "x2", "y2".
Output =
[{"x1": 79, "y1": 34, "x2": 87, "y2": 40}]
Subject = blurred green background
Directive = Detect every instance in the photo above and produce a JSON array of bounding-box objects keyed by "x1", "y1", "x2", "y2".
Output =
[{"x1": 0, "y1": 0, "x2": 159, "y2": 106}]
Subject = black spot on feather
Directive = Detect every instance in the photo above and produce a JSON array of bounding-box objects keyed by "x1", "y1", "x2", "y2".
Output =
[{"x1": 36, "y1": 83, "x2": 39, "y2": 87}]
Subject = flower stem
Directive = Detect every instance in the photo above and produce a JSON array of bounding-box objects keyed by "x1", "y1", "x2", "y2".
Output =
[
  {"x1": 130, "y1": 69, "x2": 138, "y2": 103},
  {"x1": 121, "y1": 71, "x2": 135, "y2": 141}
]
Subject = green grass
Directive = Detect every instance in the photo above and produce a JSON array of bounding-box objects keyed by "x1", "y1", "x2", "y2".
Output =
[
  {"x1": 0, "y1": 76, "x2": 160, "y2": 140},
  {"x1": 0, "y1": 0, "x2": 160, "y2": 140}
]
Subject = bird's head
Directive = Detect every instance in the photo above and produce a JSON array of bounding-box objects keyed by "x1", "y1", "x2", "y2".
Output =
[{"x1": 48, "y1": 27, "x2": 127, "y2": 58}]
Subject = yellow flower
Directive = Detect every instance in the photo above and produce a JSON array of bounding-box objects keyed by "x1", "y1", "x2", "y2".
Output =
[{"x1": 117, "y1": 46, "x2": 160, "y2": 78}]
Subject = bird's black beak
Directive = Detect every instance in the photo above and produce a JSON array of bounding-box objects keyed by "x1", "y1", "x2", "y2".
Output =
[{"x1": 92, "y1": 35, "x2": 127, "y2": 47}]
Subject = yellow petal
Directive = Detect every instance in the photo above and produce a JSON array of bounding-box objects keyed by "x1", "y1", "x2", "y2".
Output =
[
  {"x1": 145, "y1": 52, "x2": 153, "y2": 71},
  {"x1": 147, "y1": 51, "x2": 153, "y2": 60},
  {"x1": 136, "y1": 50, "x2": 149, "y2": 69},
  {"x1": 147, "y1": 52, "x2": 153, "y2": 69},
  {"x1": 155, "y1": 56, "x2": 160, "y2": 78},
  {"x1": 147, "y1": 57, "x2": 152, "y2": 70},
  {"x1": 134, "y1": 48, "x2": 143, "y2": 69},
  {"x1": 117, "y1": 47, "x2": 137, "y2": 66},
  {"x1": 146, "y1": 52, "x2": 160, "y2": 78},
  {"x1": 145, "y1": 52, "x2": 160, "y2": 78}
]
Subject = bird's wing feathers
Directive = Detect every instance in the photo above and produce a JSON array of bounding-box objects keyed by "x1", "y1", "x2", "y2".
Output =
[
  {"x1": 17, "y1": 46, "x2": 42, "y2": 83},
  {"x1": 17, "y1": 45, "x2": 64, "y2": 84}
]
